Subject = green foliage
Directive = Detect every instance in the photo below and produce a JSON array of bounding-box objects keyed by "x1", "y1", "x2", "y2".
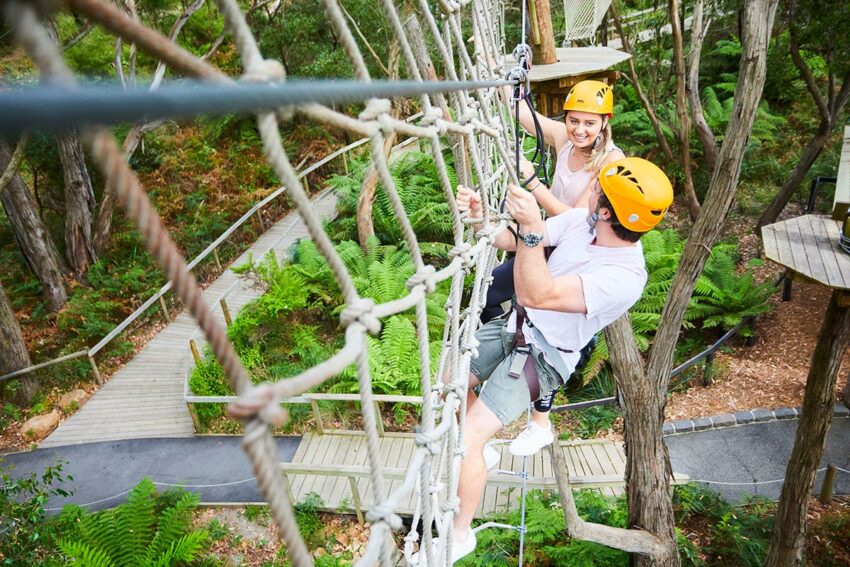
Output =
[
  {"x1": 330, "y1": 151, "x2": 458, "y2": 245},
  {"x1": 295, "y1": 493, "x2": 327, "y2": 549},
  {"x1": 58, "y1": 478, "x2": 210, "y2": 566},
  {"x1": 0, "y1": 461, "x2": 72, "y2": 566}
]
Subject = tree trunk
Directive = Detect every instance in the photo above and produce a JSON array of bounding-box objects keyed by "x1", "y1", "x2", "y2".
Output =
[
  {"x1": 765, "y1": 291, "x2": 850, "y2": 565},
  {"x1": 405, "y1": 15, "x2": 471, "y2": 187},
  {"x1": 756, "y1": 123, "x2": 834, "y2": 228},
  {"x1": 604, "y1": 2, "x2": 777, "y2": 565},
  {"x1": 0, "y1": 139, "x2": 68, "y2": 312},
  {"x1": 56, "y1": 132, "x2": 97, "y2": 277},
  {"x1": 669, "y1": 0, "x2": 701, "y2": 220},
  {"x1": 0, "y1": 281, "x2": 36, "y2": 404},
  {"x1": 605, "y1": 316, "x2": 679, "y2": 566},
  {"x1": 529, "y1": 0, "x2": 557, "y2": 64},
  {"x1": 611, "y1": 4, "x2": 675, "y2": 162},
  {"x1": 686, "y1": 0, "x2": 718, "y2": 172},
  {"x1": 356, "y1": 39, "x2": 400, "y2": 250}
]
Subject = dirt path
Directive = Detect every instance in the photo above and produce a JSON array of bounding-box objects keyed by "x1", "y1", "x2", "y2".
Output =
[{"x1": 666, "y1": 280, "x2": 850, "y2": 421}]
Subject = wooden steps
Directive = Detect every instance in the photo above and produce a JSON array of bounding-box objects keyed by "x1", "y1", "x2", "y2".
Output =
[
  {"x1": 40, "y1": 190, "x2": 337, "y2": 448},
  {"x1": 280, "y1": 432, "x2": 685, "y2": 519}
]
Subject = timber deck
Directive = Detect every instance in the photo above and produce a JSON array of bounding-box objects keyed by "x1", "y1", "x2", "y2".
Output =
[
  {"x1": 281, "y1": 432, "x2": 657, "y2": 518},
  {"x1": 40, "y1": 189, "x2": 338, "y2": 448}
]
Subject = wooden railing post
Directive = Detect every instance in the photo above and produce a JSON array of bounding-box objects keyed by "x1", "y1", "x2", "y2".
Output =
[
  {"x1": 373, "y1": 401, "x2": 385, "y2": 437},
  {"x1": 703, "y1": 352, "x2": 715, "y2": 386},
  {"x1": 158, "y1": 294, "x2": 169, "y2": 323},
  {"x1": 87, "y1": 352, "x2": 103, "y2": 385},
  {"x1": 189, "y1": 339, "x2": 202, "y2": 365},
  {"x1": 219, "y1": 298, "x2": 232, "y2": 327},
  {"x1": 348, "y1": 476, "x2": 364, "y2": 523},
  {"x1": 187, "y1": 402, "x2": 202, "y2": 431},
  {"x1": 212, "y1": 247, "x2": 222, "y2": 270},
  {"x1": 819, "y1": 464, "x2": 837, "y2": 503},
  {"x1": 281, "y1": 472, "x2": 295, "y2": 505},
  {"x1": 310, "y1": 398, "x2": 325, "y2": 434}
]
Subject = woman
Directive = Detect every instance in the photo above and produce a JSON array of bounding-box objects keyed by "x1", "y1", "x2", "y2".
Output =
[{"x1": 485, "y1": 80, "x2": 625, "y2": 458}]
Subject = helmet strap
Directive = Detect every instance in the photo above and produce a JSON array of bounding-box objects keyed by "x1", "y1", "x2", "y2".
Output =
[{"x1": 587, "y1": 201, "x2": 602, "y2": 233}]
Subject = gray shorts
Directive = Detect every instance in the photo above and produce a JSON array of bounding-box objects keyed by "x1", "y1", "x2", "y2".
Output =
[{"x1": 469, "y1": 316, "x2": 565, "y2": 426}]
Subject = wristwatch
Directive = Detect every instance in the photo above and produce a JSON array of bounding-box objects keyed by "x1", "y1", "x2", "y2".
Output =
[{"x1": 519, "y1": 229, "x2": 544, "y2": 248}]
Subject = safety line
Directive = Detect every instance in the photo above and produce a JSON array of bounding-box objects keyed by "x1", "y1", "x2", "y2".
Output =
[{"x1": 0, "y1": 78, "x2": 510, "y2": 135}]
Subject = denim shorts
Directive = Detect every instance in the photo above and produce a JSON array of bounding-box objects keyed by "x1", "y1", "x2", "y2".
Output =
[{"x1": 469, "y1": 316, "x2": 564, "y2": 426}]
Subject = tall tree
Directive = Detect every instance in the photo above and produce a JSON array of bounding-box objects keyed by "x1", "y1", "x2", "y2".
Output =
[
  {"x1": 756, "y1": 0, "x2": 850, "y2": 229},
  {"x1": 686, "y1": 0, "x2": 719, "y2": 171},
  {"x1": 0, "y1": 138, "x2": 68, "y2": 312},
  {"x1": 529, "y1": 0, "x2": 557, "y2": 64},
  {"x1": 45, "y1": 20, "x2": 98, "y2": 278},
  {"x1": 0, "y1": 282, "x2": 35, "y2": 404},
  {"x1": 765, "y1": 293, "x2": 850, "y2": 565},
  {"x1": 605, "y1": 1, "x2": 778, "y2": 564}
]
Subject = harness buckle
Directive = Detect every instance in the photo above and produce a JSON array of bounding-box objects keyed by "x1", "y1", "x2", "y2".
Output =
[{"x1": 508, "y1": 346, "x2": 530, "y2": 379}]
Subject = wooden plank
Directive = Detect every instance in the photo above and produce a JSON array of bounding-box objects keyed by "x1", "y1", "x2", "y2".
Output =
[
  {"x1": 786, "y1": 217, "x2": 813, "y2": 278},
  {"x1": 772, "y1": 220, "x2": 796, "y2": 271},
  {"x1": 809, "y1": 215, "x2": 844, "y2": 288},
  {"x1": 818, "y1": 216, "x2": 850, "y2": 288},
  {"x1": 316, "y1": 434, "x2": 349, "y2": 508},
  {"x1": 833, "y1": 125, "x2": 850, "y2": 213},
  {"x1": 290, "y1": 434, "x2": 322, "y2": 503},
  {"x1": 328, "y1": 435, "x2": 364, "y2": 513},
  {"x1": 796, "y1": 216, "x2": 830, "y2": 286}
]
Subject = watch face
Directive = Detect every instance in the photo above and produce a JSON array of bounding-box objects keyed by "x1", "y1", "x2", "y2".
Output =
[{"x1": 522, "y1": 232, "x2": 543, "y2": 247}]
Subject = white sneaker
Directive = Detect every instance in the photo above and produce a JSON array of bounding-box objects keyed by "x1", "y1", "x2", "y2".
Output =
[
  {"x1": 410, "y1": 531, "x2": 477, "y2": 565},
  {"x1": 483, "y1": 444, "x2": 501, "y2": 471},
  {"x1": 508, "y1": 421, "x2": 554, "y2": 456}
]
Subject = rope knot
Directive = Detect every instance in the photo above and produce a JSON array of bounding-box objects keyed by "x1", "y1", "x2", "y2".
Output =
[
  {"x1": 442, "y1": 496, "x2": 461, "y2": 514},
  {"x1": 438, "y1": 0, "x2": 461, "y2": 13},
  {"x1": 227, "y1": 383, "x2": 289, "y2": 427},
  {"x1": 359, "y1": 98, "x2": 392, "y2": 122},
  {"x1": 413, "y1": 428, "x2": 441, "y2": 455},
  {"x1": 242, "y1": 58, "x2": 286, "y2": 83},
  {"x1": 366, "y1": 502, "x2": 403, "y2": 530},
  {"x1": 448, "y1": 242, "x2": 475, "y2": 270},
  {"x1": 421, "y1": 106, "x2": 444, "y2": 126},
  {"x1": 460, "y1": 338, "x2": 479, "y2": 359},
  {"x1": 340, "y1": 298, "x2": 382, "y2": 335},
  {"x1": 406, "y1": 265, "x2": 437, "y2": 294}
]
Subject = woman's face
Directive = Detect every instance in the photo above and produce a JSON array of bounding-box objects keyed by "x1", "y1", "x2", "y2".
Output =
[{"x1": 565, "y1": 110, "x2": 605, "y2": 149}]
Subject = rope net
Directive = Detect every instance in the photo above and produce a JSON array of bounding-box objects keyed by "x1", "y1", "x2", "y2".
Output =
[
  {"x1": 4, "y1": 0, "x2": 521, "y2": 565},
  {"x1": 561, "y1": 0, "x2": 613, "y2": 43}
]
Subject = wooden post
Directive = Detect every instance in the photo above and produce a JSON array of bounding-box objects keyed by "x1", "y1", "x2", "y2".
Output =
[
  {"x1": 189, "y1": 339, "x2": 202, "y2": 365},
  {"x1": 373, "y1": 400, "x2": 385, "y2": 437},
  {"x1": 158, "y1": 294, "x2": 169, "y2": 323},
  {"x1": 187, "y1": 402, "x2": 202, "y2": 431},
  {"x1": 87, "y1": 352, "x2": 103, "y2": 385},
  {"x1": 342, "y1": 151, "x2": 349, "y2": 176},
  {"x1": 348, "y1": 476, "x2": 364, "y2": 523},
  {"x1": 819, "y1": 464, "x2": 837, "y2": 504},
  {"x1": 703, "y1": 352, "x2": 715, "y2": 386},
  {"x1": 281, "y1": 472, "x2": 295, "y2": 506},
  {"x1": 529, "y1": 0, "x2": 557, "y2": 65},
  {"x1": 212, "y1": 248, "x2": 222, "y2": 270},
  {"x1": 310, "y1": 398, "x2": 325, "y2": 434},
  {"x1": 219, "y1": 298, "x2": 232, "y2": 327}
]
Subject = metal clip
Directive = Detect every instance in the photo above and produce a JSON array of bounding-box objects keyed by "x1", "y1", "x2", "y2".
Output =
[{"x1": 508, "y1": 347, "x2": 530, "y2": 379}]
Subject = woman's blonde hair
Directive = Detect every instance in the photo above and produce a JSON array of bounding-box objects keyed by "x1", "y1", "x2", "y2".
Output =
[{"x1": 584, "y1": 119, "x2": 615, "y2": 174}]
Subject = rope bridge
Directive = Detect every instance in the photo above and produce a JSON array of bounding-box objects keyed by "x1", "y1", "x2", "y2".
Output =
[{"x1": 1, "y1": 0, "x2": 534, "y2": 564}]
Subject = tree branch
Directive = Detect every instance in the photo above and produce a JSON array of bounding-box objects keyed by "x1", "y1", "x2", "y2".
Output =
[
  {"x1": 339, "y1": 0, "x2": 390, "y2": 76},
  {"x1": 549, "y1": 441, "x2": 668, "y2": 558},
  {"x1": 62, "y1": 21, "x2": 92, "y2": 51},
  {"x1": 789, "y1": 22, "x2": 829, "y2": 121},
  {"x1": 0, "y1": 134, "x2": 29, "y2": 195},
  {"x1": 687, "y1": 0, "x2": 718, "y2": 171},
  {"x1": 611, "y1": 3, "x2": 675, "y2": 162}
]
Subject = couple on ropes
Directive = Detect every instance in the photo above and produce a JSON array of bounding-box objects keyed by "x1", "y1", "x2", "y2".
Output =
[{"x1": 418, "y1": 80, "x2": 674, "y2": 563}]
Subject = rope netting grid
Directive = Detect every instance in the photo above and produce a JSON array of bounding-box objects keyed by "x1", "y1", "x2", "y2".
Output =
[
  {"x1": 4, "y1": 0, "x2": 524, "y2": 565},
  {"x1": 561, "y1": 0, "x2": 613, "y2": 43}
]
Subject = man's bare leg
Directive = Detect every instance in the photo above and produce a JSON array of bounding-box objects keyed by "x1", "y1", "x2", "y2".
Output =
[{"x1": 453, "y1": 393, "x2": 503, "y2": 540}]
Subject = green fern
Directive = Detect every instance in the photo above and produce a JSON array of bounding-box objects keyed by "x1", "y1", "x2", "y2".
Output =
[{"x1": 58, "y1": 479, "x2": 209, "y2": 567}]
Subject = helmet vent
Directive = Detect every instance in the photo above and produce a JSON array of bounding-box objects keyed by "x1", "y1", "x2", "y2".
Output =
[{"x1": 651, "y1": 209, "x2": 663, "y2": 216}]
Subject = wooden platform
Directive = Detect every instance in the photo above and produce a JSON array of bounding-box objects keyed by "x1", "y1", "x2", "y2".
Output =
[
  {"x1": 832, "y1": 124, "x2": 850, "y2": 216},
  {"x1": 762, "y1": 215, "x2": 850, "y2": 290},
  {"x1": 40, "y1": 190, "x2": 338, "y2": 448},
  {"x1": 281, "y1": 432, "x2": 640, "y2": 519}
]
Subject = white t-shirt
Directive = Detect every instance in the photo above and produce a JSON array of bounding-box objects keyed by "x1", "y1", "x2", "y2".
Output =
[{"x1": 506, "y1": 207, "x2": 648, "y2": 375}]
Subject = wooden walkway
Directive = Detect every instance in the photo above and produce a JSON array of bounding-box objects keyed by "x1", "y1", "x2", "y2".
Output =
[
  {"x1": 41, "y1": 189, "x2": 338, "y2": 448},
  {"x1": 281, "y1": 433, "x2": 651, "y2": 519}
]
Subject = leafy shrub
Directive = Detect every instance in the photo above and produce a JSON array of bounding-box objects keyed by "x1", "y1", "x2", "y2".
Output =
[
  {"x1": 0, "y1": 462, "x2": 71, "y2": 566},
  {"x1": 58, "y1": 478, "x2": 210, "y2": 566}
]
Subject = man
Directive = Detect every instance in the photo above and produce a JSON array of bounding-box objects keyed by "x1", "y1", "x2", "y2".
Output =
[{"x1": 422, "y1": 157, "x2": 673, "y2": 563}]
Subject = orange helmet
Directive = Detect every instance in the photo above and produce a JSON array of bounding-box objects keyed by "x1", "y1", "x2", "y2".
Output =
[
  {"x1": 563, "y1": 80, "x2": 614, "y2": 116},
  {"x1": 598, "y1": 157, "x2": 673, "y2": 232}
]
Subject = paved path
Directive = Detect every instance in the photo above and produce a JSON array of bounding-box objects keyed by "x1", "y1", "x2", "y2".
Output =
[
  {"x1": 667, "y1": 415, "x2": 850, "y2": 501},
  {"x1": 4, "y1": 415, "x2": 848, "y2": 514},
  {"x1": 4, "y1": 436, "x2": 300, "y2": 512},
  {"x1": 41, "y1": 189, "x2": 337, "y2": 448}
]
